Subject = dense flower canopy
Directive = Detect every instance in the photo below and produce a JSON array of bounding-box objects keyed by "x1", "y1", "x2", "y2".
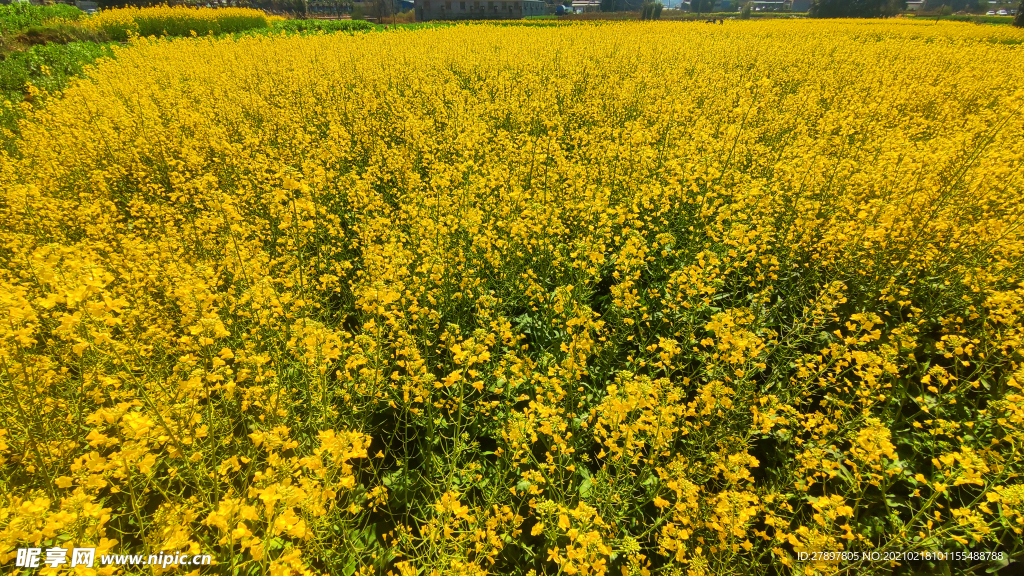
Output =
[{"x1": 1, "y1": 19, "x2": 1023, "y2": 576}]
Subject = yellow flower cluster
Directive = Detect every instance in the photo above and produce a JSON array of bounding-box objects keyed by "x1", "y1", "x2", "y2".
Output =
[
  {"x1": 1, "y1": 19, "x2": 1023, "y2": 576},
  {"x1": 78, "y1": 5, "x2": 269, "y2": 41}
]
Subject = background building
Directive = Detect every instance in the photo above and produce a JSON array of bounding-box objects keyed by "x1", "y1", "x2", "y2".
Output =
[
  {"x1": 416, "y1": 0, "x2": 548, "y2": 20},
  {"x1": 569, "y1": 0, "x2": 601, "y2": 11}
]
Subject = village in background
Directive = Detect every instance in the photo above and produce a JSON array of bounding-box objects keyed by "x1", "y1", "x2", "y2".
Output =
[{"x1": 1, "y1": 0, "x2": 1017, "y2": 23}]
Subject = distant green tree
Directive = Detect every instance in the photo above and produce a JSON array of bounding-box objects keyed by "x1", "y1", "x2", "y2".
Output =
[
  {"x1": 600, "y1": 0, "x2": 618, "y2": 10},
  {"x1": 368, "y1": 0, "x2": 394, "y2": 20},
  {"x1": 740, "y1": 0, "x2": 752, "y2": 16},
  {"x1": 639, "y1": 1, "x2": 662, "y2": 16},
  {"x1": 1015, "y1": 0, "x2": 1023, "y2": 25},
  {"x1": 691, "y1": 0, "x2": 713, "y2": 13},
  {"x1": 881, "y1": 0, "x2": 903, "y2": 14}
]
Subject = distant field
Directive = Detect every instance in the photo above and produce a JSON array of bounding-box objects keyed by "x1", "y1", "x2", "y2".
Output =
[
  {"x1": 909, "y1": 13, "x2": 1016, "y2": 24},
  {"x1": 1, "y1": 18, "x2": 1024, "y2": 576},
  {"x1": 555, "y1": 10, "x2": 810, "y2": 19}
]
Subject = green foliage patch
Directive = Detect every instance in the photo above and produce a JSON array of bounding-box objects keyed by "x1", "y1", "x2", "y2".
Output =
[
  {"x1": 0, "y1": 3, "x2": 84, "y2": 37},
  {"x1": 271, "y1": 18, "x2": 376, "y2": 33},
  {"x1": 0, "y1": 41, "x2": 114, "y2": 150}
]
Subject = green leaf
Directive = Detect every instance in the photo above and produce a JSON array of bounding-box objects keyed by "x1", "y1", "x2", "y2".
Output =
[
  {"x1": 985, "y1": 557, "x2": 1010, "y2": 574},
  {"x1": 835, "y1": 462, "x2": 856, "y2": 486},
  {"x1": 885, "y1": 494, "x2": 906, "y2": 509},
  {"x1": 579, "y1": 477, "x2": 593, "y2": 497}
]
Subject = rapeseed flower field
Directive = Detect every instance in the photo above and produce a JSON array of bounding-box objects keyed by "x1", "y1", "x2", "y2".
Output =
[
  {"x1": 1, "y1": 19, "x2": 1024, "y2": 575},
  {"x1": 74, "y1": 6, "x2": 271, "y2": 42}
]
